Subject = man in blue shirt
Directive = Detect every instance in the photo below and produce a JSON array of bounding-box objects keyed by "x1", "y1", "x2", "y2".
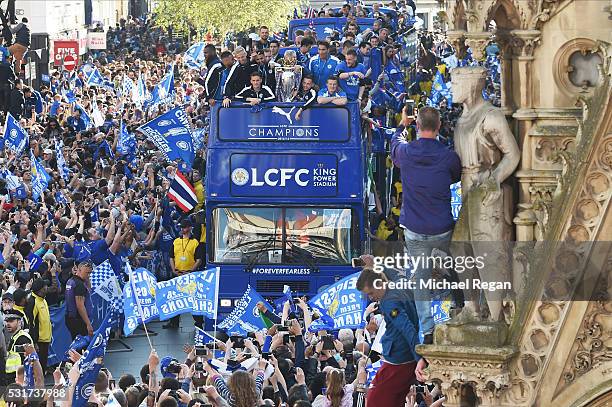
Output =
[
  {"x1": 296, "y1": 37, "x2": 313, "y2": 68},
  {"x1": 308, "y1": 40, "x2": 340, "y2": 89},
  {"x1": 356, "y1": 265, "x2": 423, "y2": 406},
  {"x1": 316, "y1": 76, "x2": 347, "y2": 105},
  {"x1": 335, "y1": 49, "x2": 367, "y2": 101},
  {"x1": 390, "y1": 105, "x2": 461, "y2": 343},
  {"x1": 67, "y1": 109, "x2": 87, "y2": 133}
]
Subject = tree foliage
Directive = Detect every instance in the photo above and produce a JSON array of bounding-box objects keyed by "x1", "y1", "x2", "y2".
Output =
[{"x1": 154, "y1": 0, "x2": 301, "y2": 36}]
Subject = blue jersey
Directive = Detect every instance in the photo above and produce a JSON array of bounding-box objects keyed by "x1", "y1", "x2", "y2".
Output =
[
  {"x1": 308, "y1": 55, "x2": 341, "y2": 89},
  {"x1": 317, "y1": 88, "x2": 347, "y2": 98},
  {"x1": 335, "y1": 61, "x2": 367, "y2": 101}
]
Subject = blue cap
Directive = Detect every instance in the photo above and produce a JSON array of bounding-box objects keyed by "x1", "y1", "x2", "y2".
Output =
[
  {"x1": 160, "y1": 356, "x2": 177, "y2": 378},
  {"x1": 129, "y1": 214, "x2": 144, "y2": 232}
]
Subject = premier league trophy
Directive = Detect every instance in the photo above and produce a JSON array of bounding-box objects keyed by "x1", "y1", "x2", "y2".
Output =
[{"x1": 274, "y1": 50, "x2": 303, "y2": 102}]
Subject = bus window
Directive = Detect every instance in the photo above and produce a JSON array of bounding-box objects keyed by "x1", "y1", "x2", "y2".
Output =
[
  {"x1": 284, "y1": 208, "x2": 351, "y2": 265},
  {"x1": 213, "y1": 207, "x2": 283, "y2": 264},
  {"x1": 211, "y1": 207, "x2": 353, "y2": 265}
]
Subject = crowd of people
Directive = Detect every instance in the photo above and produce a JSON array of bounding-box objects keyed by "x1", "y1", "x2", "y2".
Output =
[{"x1": 0, "y1": 0, "x2": 506, "y2": 406}]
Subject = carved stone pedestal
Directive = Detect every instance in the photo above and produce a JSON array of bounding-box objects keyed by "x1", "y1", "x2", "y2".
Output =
[
  {"x1": 435, "y1": 320, "x2": 509, "y2": 348},
  {"x1": 416, "y1": 344, "x2": 518, "y2": 407}
]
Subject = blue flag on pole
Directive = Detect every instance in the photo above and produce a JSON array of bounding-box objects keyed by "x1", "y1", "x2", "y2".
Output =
[
  {"x1": 123, "y1": 264, "x2": 159, "y2": 336},
  {"x1": 121, "y1": 76, "x2": 135, "y2": 99},
  {"x1": 75, "y1": 103, "x2": 93, "y2": 129},
  {"x1": 136, "y1": 106, "x2": 195, "y2": 166},
  {"x1": 308, "y1": 272, "x2": 366, "y2": 330},
  {"x1": 90, "y1": 260, "x2": 123, "y2": 329},
  {"x1": 143, "y1": 65, "x2": 174, "y2": 110},
  {"x1": 87, "y1": 67, "x2": 115, "y2": 90},
  {"x1": 3, "y1": 113, "x2": 29, "y2": 156},
  {"x1": 184, "y1": 43, "x2": 206, "y2": 70},
  {"x1": 55, "y1": 138, "x2": 71, "y2": 181},
  {"x1": 274, "y1": 285, "x2": 297, "y2": 315},
  {"x1": 47, "y1": 304, "x2": 73, "y2": 366},
  {"x1": 155, "y1": 267, "x2": 220, "y2": 320},
  {"x1": 72, "y1": 311, "x2": 114, "y2": 407},
  {"x1": 62, "y1": 88, "x2": 77, "y2": 103},
  {"x1": 218, "y1": 285, "x2": 275, "y2": 336},
  {"x1": 30, "y1": 150, "x2": 51, "y2": 201},
  {"x1": 117, "y1": 120, "x2": 137, "y2": 156}
]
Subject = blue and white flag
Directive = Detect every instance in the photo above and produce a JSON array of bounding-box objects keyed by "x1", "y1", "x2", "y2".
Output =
[
  {"x1": 72, "y1": 311, "x2": 114, "y2": 407},
  {"x1": 79, "y1": 63, "x2": 95, "y2": 79},
  {"x1": 136, "y1": 106, "x2": 195, "y2": 166},
  {"x1": 30, "y1": 150, "x2": 51, "y2": 201},
  {"x1": 194, "y1": 326, "x2": 216, "y2": 346},
  {"x1": 0, "y1": 167, "x2": 21, "y2": 190},
  {"x1": 431, "y1": 71, "x2": 452, "y2": 105},
  {"x1": 133, "y1": 74, "x2": 146, "y2": 105},
  {"x1": 450, "y1": 181, "x2": 462, "y2": 221},
  {"x1": 121, "y1": 76, "x2": 135, "y2": 99},
  {"x1": 87, "y1": 67, "x2": 114, "y2": 90},
  {"x1": 91, "y1": 100, "x2": 105, "y2": 127},
  {"x1": 144, "y1": 66, "x2": 174, "y2": 110},
  {"x1": 184, "y1": 42, "x2": 206, "y2": 70},
  {"x1": 117, "y1": 121, "x2": 137, "y2": 156},
  {"x1": 192, "y1": 128, "x2": 206, "y2": 151},
  {"x1": 155, "y1": 267, "x2": 220, "y2": 320},
  {"x1": 62, "y1": 87, "x2": 77, "y2": 104},
  {"x1": 366, "y1": 360, "x2": 383, "y2": 385},
  {"x1": 308, "y1": 313, "x2": 335, "y2": 333},
  {"x1": 218, "y1": 285, "x2": 275, "y2": 336},
  {"x1": 3, "y1": 113, "x2": 29, "y2": 156},
  {"x1": 308, "y1": 272, "x2": 366, "y2": 330},
  {"x1": 274, "y1": 285, "x2": 297, "y2": 315},
  {"x1": 75, "y1": 103, "x2": 93, "y2": 129},
  {"x1": 123, "y1": 264, "x2": 159, "y2": 336},
  {"x1": 55, "y1": 139, "x2": 71, "y2": 181},
  {"x1": 27, "y1": 252, "x2": 44, "y2": 272},
  {"x1": 431, "y1": 293, "x2": 452, "y2": 324},
  {"x1": 90, "y1": 260, "x2": 123, "y2": 329}
]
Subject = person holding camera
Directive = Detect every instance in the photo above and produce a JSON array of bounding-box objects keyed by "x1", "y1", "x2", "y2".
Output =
[{"x1": 206, "y1": 358, "x2": 267, "y2": 407}]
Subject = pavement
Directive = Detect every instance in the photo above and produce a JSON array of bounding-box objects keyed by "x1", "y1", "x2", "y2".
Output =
[{"x1": 104, "y1": 316, "x2": 198, "y2": 379}]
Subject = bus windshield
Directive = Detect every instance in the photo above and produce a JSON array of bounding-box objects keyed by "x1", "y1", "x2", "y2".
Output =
[{"x1": 211, "y1": 207, "x2": 354, "y2": 265}]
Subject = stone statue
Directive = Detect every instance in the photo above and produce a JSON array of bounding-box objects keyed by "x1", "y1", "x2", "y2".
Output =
[{"x1": 450, "y1": 66, "x2": 520, "y2": 322}]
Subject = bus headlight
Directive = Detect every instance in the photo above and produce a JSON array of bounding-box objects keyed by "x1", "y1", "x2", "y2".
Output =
[{"x1": 220, "y1": 299, "x2": 232, "y2": 307}]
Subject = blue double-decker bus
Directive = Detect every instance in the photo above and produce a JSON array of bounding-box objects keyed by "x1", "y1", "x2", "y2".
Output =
[{"x1": 206, "y1": 102, "x2": 366, "y2": 315}]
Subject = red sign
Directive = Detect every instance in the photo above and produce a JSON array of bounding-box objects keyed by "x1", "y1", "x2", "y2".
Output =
[
  {"x1": 63, "y1": 55, "x2": 77, "y2": 71},
  {"x1": 52, "y1": 40, "x2": 79, "y2": 67}
]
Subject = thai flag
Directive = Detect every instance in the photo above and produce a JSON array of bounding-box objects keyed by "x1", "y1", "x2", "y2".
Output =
[
  {"x1": 305, "y1": 7, "x2": 316, "y2": 19},
  {"x1": 168, "y1": 170, "x2": 198, "y2": 212}
]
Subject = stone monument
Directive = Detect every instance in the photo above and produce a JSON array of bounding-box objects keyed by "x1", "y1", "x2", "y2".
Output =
[{"x1": 448, "y1": 66, "x2": 521, "y2": 327}]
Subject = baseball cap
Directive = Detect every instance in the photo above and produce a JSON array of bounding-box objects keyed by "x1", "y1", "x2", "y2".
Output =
[
  {"x1": 1, "y1": 292, "x2": 13, "y2": 302},
  {"x1": 160, "y1": 356, "x2": 179, "y2": 378}
]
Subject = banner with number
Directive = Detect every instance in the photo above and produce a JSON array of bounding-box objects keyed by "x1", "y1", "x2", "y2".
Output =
[
  {"x1": 123, "y1": 266, "x2": 159, "y2": 336},
  {"x1": 308, "y1": 272, "x2": 366, "y2": 330},
  {"x1": 155, "y1": 268, "x2": 220, "y2": 320}
]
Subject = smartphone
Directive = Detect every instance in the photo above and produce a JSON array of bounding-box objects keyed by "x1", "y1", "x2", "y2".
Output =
[
  {"x1": 283, "y1": 334, "x2": 290, "y2": 345},
  {"x1": 230, "y1": 335, "x2": 245, "y2": 348},
  {"x1": 415, "y1": 385, "x2": 426, "y2": 393},
  {"x1": 195, "y1": 346, "x2": 207, "y2": 356},
  {"x1": 352, "y1": 258, "x2": 365, "y2": 268},
  {"x1": 322, "y1": 335, "x2": 335, "y2": 351},
  {"x1": 109, "y1": 379, "x2": 116, "y2": 388}
]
